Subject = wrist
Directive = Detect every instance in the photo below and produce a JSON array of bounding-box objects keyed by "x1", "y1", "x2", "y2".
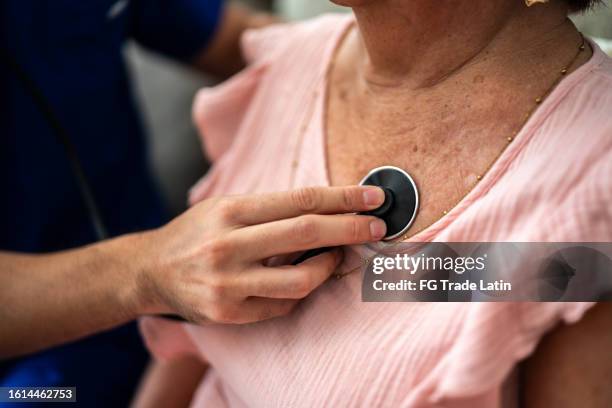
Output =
[{"x1": 101, "y1": 231, "x2": 166, "y2": 318}]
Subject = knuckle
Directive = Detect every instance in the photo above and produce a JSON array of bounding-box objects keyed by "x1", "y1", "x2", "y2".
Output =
[
  {"x1": 293, "y1": 216, "x2": 319, "y2": 244},
  {"x1": 346, "y1": 218, "x2": 362, "y2": 241},
  {"x1": 206, "y1": 276, "x2": 229, "y2": 301},
  {"x1": 208, "y1": 305, "x2": 235, "y2": 324},
  {"x1": 342, "y1": 188, "x2": 356, "y2": 210},
  {"x1": 291, "y1": 187, "x2": 319, "y2": 212},
  {"x1": 203, "y1": 239, "x2": 233, "y2": 268},
  {"x1": 291, "y1": 273, "x2": 314, "y2": 298},
  {"x1": 216, "y1": 200, "x2": 239, "y2": 223}
]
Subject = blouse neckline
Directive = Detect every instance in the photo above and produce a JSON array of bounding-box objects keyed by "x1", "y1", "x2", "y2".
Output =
[{"x1": 312, "y1": 15, "x2": 605, "y2": 244}]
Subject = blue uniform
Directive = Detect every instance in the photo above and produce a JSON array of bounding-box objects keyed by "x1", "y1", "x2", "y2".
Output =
[{"x1": 0, "y1": 0, "x2": 222, "y2": 406}]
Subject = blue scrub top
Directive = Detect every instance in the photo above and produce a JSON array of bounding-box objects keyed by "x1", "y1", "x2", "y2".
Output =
[{"x1": 0, "y1": 0, "x2": 222, "y2": 406}]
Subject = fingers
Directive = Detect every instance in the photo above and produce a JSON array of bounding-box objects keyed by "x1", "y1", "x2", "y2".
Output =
[
  {"x1": 190, "y1": 251, "x2": 342, "y2": 324},
  {"x1": 240, "y1": 249, "x2": 343, "y2": 299},
  {"x1": 200, "y1": 297, "x2": 298, "y2": 325},
  {"x1": 232, "y1": 298, "x2": 298, "y2": 324},
  {"x1": 226, "y1": 186, "x2": 385, "y2": 225},
  {"x1": 162, "y1": 186, "x2": 388, "y2": 326},
  {"x1": 230, "y1": 213, "x2": 386, "y2": 261}
]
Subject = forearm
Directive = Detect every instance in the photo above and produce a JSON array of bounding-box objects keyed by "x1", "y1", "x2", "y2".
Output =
[
  {"x1": 192, "y1": 2, "x2": 279, "y2": 78},
  {"x1": 0, "y1": 233, "x2": 152, "y2": 358}
]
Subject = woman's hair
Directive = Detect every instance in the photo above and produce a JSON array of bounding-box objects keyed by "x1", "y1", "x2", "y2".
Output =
[{"x1": 568, "y1": 0, "x2": 601, "y2": 11}]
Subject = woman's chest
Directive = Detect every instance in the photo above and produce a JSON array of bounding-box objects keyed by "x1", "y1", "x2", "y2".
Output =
[
  {"x1": 190, "y1": 282, "x2": 466, "y2": 407},
  {"x1": 325, "y1": 88, "x2": 524, "y2": 238}
]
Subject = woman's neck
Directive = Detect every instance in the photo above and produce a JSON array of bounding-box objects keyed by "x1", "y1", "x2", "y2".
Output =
[{"x1": 350, "y1": 0, "x2": 578, "y2": 90}]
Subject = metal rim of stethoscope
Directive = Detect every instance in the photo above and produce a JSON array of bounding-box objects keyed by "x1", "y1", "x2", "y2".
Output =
[{"x1": 358, "y1": 165, "x2": 420, "y2": 241}]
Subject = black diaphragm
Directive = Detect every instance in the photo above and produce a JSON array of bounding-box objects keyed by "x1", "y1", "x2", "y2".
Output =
[
  {"x1": 359, "y1": 166, "x2": 419, "y2": 240},
  {"x1": 291, "y1": 166, "x2": 419, "y2": 264}
]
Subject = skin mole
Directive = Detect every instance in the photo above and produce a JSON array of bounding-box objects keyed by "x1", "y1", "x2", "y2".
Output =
[{"x1": 473, "y1": 74, "x2": 485, "y2": 83}]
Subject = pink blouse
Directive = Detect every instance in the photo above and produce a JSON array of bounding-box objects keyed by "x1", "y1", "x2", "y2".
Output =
[{"x1": 141, "y1": 14, "x2": 612, "y2": 407}]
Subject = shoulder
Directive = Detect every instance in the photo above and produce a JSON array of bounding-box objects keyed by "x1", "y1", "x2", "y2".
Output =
[
  {"x1": 590, "y1": 40, "x2": 612, "y2": 81},
  {"x1": 568, "y1": 41, "x2": 612, "y2": 124},
  {"x1": 240, "y1": 13, "x2": 353, "y2": 64},
  {"x1": 543, "y1": 43, "x2": 612, "y2": 162},
  {"x1": 529, "y1": 56, "x2": 612, "y2": 240},
  {"x1": 457, "y1": 49, "x2": 612, "y2": 241}
]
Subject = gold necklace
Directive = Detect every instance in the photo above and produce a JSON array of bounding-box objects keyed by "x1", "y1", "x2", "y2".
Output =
[{"x1": 289, "y1": 32, "x2": 588, "y2": 278}]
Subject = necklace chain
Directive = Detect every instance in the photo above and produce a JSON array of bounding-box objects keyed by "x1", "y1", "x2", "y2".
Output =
[{"x1": 288, "y1": 31, "x2": 588, "y2": 278}]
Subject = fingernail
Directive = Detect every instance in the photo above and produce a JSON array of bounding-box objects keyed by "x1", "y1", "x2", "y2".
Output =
[
  {"x1": 369, "y1": 219, "x2": 387, "y2": 239},
  {"x1": 363, "y1": 187, "x2": 385, "y2": 208}
]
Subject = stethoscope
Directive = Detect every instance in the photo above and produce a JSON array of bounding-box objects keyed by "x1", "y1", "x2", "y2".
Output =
[
  {"x1": 292, "y1": 166, "x2": 419, "y2": 264},
  {"x1": 2, "y1": 48, "x2": 420, "y2": 320},
  {"x1": 1, "y1": 48, "x2": 109, "y2": 241}
]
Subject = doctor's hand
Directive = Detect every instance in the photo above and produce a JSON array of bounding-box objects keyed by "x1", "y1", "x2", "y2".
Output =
[
  {"x1": 132, "y1": 186, "x2": 387, "y2": 324},
  {"x1": 0, "y1": 186, "x2": 385, "y2": 358}
]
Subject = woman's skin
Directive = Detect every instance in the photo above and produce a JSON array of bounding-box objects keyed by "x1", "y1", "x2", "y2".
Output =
[
  {"x1": 326, "y1": 0, "x2": 590, "y2": 236},
  {"x1": 134, "y1": 1, "x2": 611, "y2": 406},
  {"x1": 522, "y1": 302, "x2": 612, "y2": 407}
]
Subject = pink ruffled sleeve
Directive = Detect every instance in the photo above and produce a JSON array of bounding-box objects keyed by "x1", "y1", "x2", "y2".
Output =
[
  {"x1": 241, "y1": 23, "x2": 299, "y2": 65},
  {"x1": 411, "y1": 302, "x2": 596, "y2": 405},
  {"x1": 191, "y1": 65, "x2": 263, "y2": 162},
  {"x1": 191, "y1": 23, "x2": 296, "y2": 162}
]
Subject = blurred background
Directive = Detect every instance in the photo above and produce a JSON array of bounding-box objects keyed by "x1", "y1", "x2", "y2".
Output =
[{"x1": 127, "y1": 0, "x2": 612, "y2": 216}]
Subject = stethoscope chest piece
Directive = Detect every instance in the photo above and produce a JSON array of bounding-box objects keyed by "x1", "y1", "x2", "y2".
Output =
[{"x1": 359, "y1": 166, "x2": 419, "y2": 240}]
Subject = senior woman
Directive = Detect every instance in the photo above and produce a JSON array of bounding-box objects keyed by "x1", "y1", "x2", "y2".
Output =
[{"x1": 135, "y1": 0, "x2": 612, "y2": 406}]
